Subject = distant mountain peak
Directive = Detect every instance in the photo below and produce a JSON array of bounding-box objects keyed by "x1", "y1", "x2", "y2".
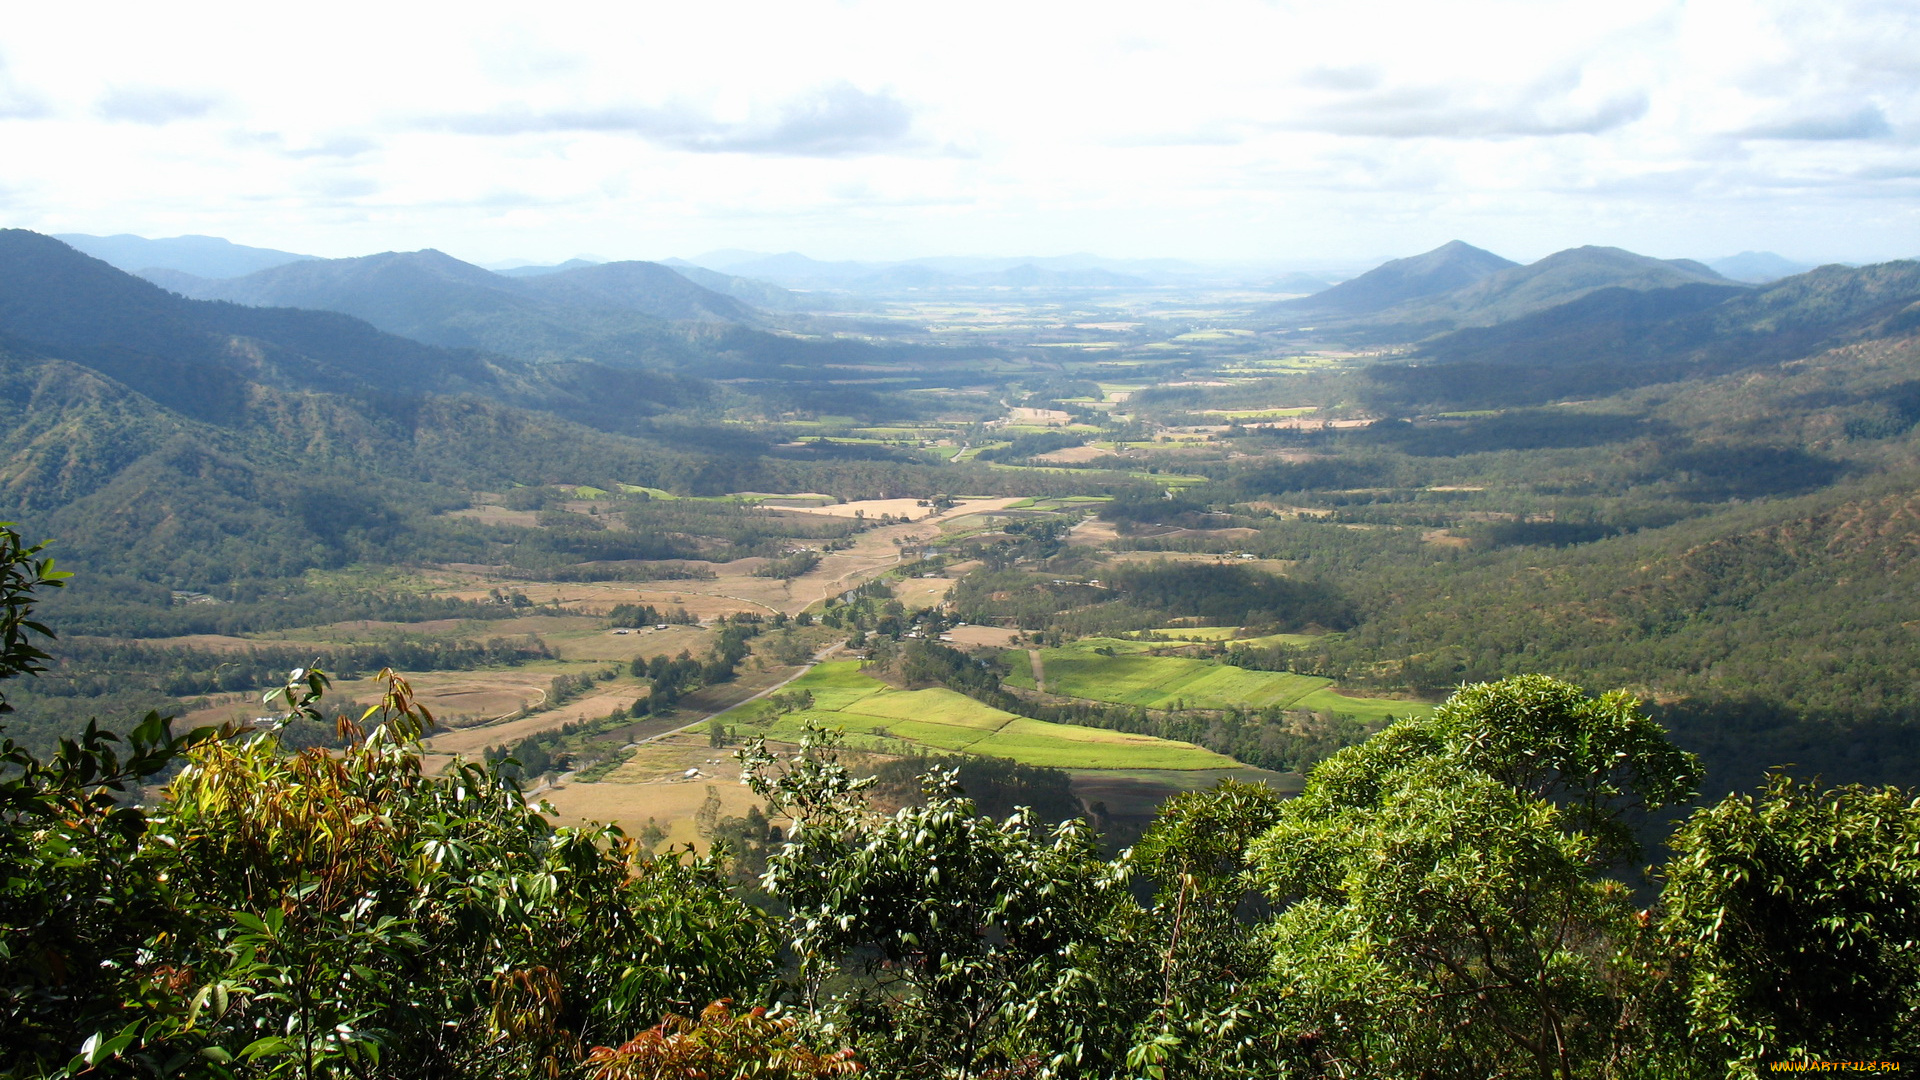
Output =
[
  {"x1": 1267, "y1": 240, "x2": 1518, "y2": 316},
  {"x1": 52, "y1": 231, "x2": 315, "y2": 280},
  {"x1": 1709, "y1": 251, "x2": 1816, "y2": 284}
]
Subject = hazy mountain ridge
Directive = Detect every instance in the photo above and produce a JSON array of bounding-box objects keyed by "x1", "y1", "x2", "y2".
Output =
[
  {"x1": 53, "y1": 232, "x2": 316, "y2": 279},
  {"x1": 1709, "y1": 250, "x2": 1817, "y2": 283},
  {"x1": 141, "y1": 248, "x2": 750, "y2": 350},
  {"x1": 653, "y1": 261, "x2": 818, "y2": 310}
]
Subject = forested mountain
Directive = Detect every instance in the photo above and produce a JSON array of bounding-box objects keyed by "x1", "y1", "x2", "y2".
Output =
[
  {"x1": 1709, "y1": 249, "x2": 1815, "y2": 283},
  {"x1": 1264, "y1": 242, "x2": 1737, "y2": 340},
  {"x1": 511, "y1": 259, "x2": 755, "y2": 320},
  {"x1": 0, "y1": 230, "x2": 758, "y2": 586},
  {"x1": 161, "y1": 249, "x2": 752, "y2": 326},
  {"x1": 52, "y1": 231, "x2": 315, "y2": 278},
  {"x1": 0, "y1": 230, "x2": 710, "y2": 426},
  {"x1": 1369, "y1": 259, "x2": 1920, "y2": 408},
  {"x1": 1366, "y1": 244, "x2": 1732, "y2": 331},
  {"x1": 141, "y1": 248, "x2": 748, "y2": 359},
  {"x1": 1262, "y1": 239, "x2": 1517, "y2": 317},
  {"x1": 132, "y1": 238, "x2": 995, "y2": 381},
  {"x1": 622, "y1": 260, "x2": 814, "y2": 310}
]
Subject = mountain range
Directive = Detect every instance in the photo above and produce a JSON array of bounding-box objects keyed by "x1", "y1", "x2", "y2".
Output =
[
  {"x1": 128, "y1": 245, "x2": 990, "y2": 382},
  {"x1": 54, "y1": 233, "x2": 316, "y2": 279},
  {"x1": 1265, "y1": 240, "x2": 1519, "y2": 319},
  {"x1": 1264, "y1": 241, "x2": 1735, "y2": 334},
  {"x1": 1370, "y1": 259, "x2": 1920, "y2": 408},
  {"x1": 0, "y1": 229, "x2": 757, "y2": 586},
  {"x1": 141, "y1": 249, "x2": 752, "y2": 350}
]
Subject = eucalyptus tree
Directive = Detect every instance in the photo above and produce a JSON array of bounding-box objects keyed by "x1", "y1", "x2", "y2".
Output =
[
  {"x1": 1247, "y1": 675, "x2": 1704, "y2": 1079},
  {"x1": 1660, "y1": 775, "x2": 1920, "y2": 1066}
]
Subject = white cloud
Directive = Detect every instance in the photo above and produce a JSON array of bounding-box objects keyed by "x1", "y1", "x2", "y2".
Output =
[
  {"x1": 96, "y1": 86, "x2": 220, "y2": 125},
  {"x1": 0, "y1": 0, "x2": 1915, "y2": 263},
  {"x1": 0, "y1": 55, "x2": 48, "y2": 119},
  {"x1": 429, "y1": 82, "x2": 917, "y2": 156},
  {"x1": 1739, "y1": 105, "x2": 1893, "y2": 141}
]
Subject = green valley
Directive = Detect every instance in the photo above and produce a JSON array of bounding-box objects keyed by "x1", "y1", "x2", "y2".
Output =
[{"x1": 7, "y1": 225, "x2": 1920, "y2": 1076}]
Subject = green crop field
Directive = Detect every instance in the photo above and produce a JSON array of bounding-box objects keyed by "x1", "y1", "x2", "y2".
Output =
[
  {"x1": 720, "y1": 663, "x2": 1234, "y2": 769},
  {"x1": 1067, "y1": 636, "x2": 1163, "y2": 655},
  {"x1": 1127, "y1": 628, "x2": 1323, "y2": 648},
  {"x1": 1136, "y1": 626, "x2": 1240, "y2": 641},
  {"x1": 1010, "y1": 646, "x2": 1430, "y2": 720},
  {"x1": 1232, "y1": 632, "x2": 1323, "y2": 648}
]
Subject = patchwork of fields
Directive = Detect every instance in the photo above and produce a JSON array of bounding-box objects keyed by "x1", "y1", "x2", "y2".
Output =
[
  {"x1": 720, "y1": 661, "x2": 1237, "y2": 770},
  {"x1": 1007, "y1": 644, "x2": 1430, "y2": 723}
]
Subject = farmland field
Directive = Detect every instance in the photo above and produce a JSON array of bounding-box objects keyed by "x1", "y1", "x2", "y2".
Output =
[
  {"x1": 720, "y1": 662, "x2": 1236, "y2": 770},
  {"x1": 1008, "y1": 645, "x2": 1431, "y2": 720}
]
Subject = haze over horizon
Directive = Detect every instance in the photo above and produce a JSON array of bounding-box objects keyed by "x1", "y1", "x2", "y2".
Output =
[{"x1": 2, "y1": 0, "x2": 1915, "y2": 267}]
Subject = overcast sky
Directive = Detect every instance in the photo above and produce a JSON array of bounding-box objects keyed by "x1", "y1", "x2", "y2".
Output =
[{"x1": 2, "y1": 0, "x2": 1915, "y2": 266}]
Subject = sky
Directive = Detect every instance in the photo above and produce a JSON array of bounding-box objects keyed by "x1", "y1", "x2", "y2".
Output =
[{"x1": 1, "y1": 0, "x2": 1916, "y2": 267}]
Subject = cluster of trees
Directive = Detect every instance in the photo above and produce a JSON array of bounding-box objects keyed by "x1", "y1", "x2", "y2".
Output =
[
  {"x1": 1096, "y1": 494, "x2": 1220, "y2": 531},
  {"x1": 483, "y1": 711, "x2": 642, "y2": 783},
  {"x1": 1101, "y1": 562, "x2": 1353, "y2": 630},
  {"x1": 973, "y1": 431, "x2": 1087, "y2": 464},
  {"x1": 753, "y1": 551, "x2": 822, "y2": 580},
  {"x1": 486, "y1": 727, "x2": 575, "y2": 781},
  {"x1": 816, "y1": 579, "x2": 910, "y2": 642},
  {"x1": 977, "y1": 517, "x2": 1072, "y2": 569},
  {"x1": 627, "y1": 615, "x2": 765, "y2": 716},
  {"x1": 605, "y1": 603, "x2": 697, "y2": 628},
  {"x1": 947, "y1": 569, "x2": 1099, "y2": 631},
  {"x1": 1, "y1": 525, "x2": 1918, "y2": 1076}
]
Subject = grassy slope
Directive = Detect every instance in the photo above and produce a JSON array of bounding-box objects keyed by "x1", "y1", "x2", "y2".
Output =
[{"x1": 722, "y1": 661, "x2": 1235, "y2": 770}]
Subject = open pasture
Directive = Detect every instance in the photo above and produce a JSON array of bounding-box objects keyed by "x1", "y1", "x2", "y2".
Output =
[
  {"x1": 1012, "y1": 645, "x2": 1430, "y2": 720},
  {"x1": 721, "y1": 663, "x2": 1234, "y2": 770},
  {"x1": 544, "y1": 731, "x2": 773, "y2": 849}
]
